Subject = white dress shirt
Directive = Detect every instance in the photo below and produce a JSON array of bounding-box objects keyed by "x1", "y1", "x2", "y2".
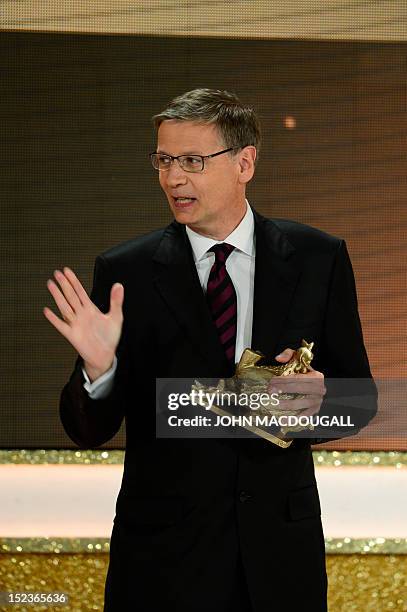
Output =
[{"x1": 83, "y1": 201, "x2": 256, "y2": 399}]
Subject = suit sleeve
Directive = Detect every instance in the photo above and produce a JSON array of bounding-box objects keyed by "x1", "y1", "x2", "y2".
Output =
[
  {"x1": 319, "y1": 240, "x2": 372, "y2": 378},
  {"x1": 59, "y1": 255, "x2": 129, "y2": 448},
  {"x1": 309, "y1": 240, "x2": 378, "y2": 445}
]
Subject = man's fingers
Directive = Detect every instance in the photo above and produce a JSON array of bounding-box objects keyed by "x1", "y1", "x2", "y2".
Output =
[
  {"x1": 278, "y1": 397, "x2": 323, "y2": 414},
  {"x1": 47, "y1": 279, "x2": 76, "y2": 322},
  {"x1": 272, "y1": 381, "x2": 326, "y2": 396},
  {"x1": 63, "y1": 267, "x2": 91, "y2": 307},
  {"x1": 275, "y1": 348, "x2": 295, "y2": 363},
  {"x1": 53, "y1": 269, "x2": 82, "y2": 313},
  {"x1": 43, "y1": 306, "x2": 71, "y2": 338},
  {"x1": 300, "y1": 403, "x2": 323, "y2": 416},
  {"x1": 269, "y1": 373, "x2": 326, "y2": 396}
]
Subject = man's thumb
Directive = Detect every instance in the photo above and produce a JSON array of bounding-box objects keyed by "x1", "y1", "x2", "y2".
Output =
[
  {"x1": 110, "y1": 283, "x2": 124, "y2": 314},
  {"x1": 275, "y1": 348, "x2": 294, "y2": 363}
]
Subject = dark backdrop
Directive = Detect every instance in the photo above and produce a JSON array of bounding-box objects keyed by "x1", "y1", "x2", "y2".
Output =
[{"x1": 1, "y1": 32, "x2": 406, "y2": 448}]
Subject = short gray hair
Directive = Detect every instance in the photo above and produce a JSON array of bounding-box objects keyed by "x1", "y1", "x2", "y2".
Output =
[{"x1": 152, "y1": 88, "x2": 261, "y2": 160}]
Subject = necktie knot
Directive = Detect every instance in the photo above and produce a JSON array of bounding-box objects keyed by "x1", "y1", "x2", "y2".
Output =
[{"x1": 209, "y1": 243, "x2": 235, "y2": 265}]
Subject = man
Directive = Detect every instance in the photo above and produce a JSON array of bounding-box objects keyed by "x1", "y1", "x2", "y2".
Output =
[{"x1": 44, "y1": 89, "x2": 374, "y2": 611}]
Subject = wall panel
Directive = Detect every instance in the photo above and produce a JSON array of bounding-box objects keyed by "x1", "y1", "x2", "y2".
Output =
[{"x1": 1, "y1": 33, "x2": 406, "y2": 448}]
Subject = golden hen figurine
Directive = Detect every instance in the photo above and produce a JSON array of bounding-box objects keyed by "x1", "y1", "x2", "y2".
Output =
[{"x1": 192, "y1": 340, "x2": 316, "y2": 447}]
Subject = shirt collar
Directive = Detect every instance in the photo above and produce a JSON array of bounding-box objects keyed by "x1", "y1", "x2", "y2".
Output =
[{"x1": 186, "y1": 201, "x2": 255, "y2": 263}]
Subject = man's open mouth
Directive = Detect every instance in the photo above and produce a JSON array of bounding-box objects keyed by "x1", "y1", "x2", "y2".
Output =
[{"x1": 173, "y1": 197, "x2": 197, "y2": 206}]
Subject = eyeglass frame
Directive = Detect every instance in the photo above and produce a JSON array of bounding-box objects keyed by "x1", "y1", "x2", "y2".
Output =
[{"x1": 149, "y1": 146, "x2": 249, "y2": 173}]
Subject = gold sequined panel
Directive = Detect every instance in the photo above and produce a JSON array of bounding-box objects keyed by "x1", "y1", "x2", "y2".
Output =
[
  {"x1": 2, "y1": 537, "x2": 407, "y2": 555},
  {"x1": 0, "y1": 554, "x2": 406, "y2": 612},
  {"x1": 0, "y1": 449, "x2": 406, "y2": 467},
  {"x1": 326, "y1": 555, "x2": 407, "y2": 612},
  {"x1": 0, "y1": 554, "x2": 108, "y2": 612}
]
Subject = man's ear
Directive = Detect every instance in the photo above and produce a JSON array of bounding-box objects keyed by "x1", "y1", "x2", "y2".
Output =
[{"x1": 238, "y1": 146, "x2": 257, "y2": 184}]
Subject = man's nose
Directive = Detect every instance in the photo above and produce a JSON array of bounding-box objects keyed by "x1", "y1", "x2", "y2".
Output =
[{"x1": 166, "y1": 161, "x2": 188, "y2": 186}]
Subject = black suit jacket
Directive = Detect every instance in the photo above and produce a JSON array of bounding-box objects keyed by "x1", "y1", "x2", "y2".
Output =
[{"x1": 60, "y1": 210, "x2": 374, "y2": 612}]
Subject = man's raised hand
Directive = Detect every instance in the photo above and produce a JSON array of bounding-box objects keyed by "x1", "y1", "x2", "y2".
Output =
[{"x1": 43, "y1": 267, "x2": 124, "y2": 382}]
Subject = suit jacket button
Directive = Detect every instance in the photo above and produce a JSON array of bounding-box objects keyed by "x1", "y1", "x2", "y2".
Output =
[{"x1": 239, "y1": 490, "x2": 252, "y2": 503}]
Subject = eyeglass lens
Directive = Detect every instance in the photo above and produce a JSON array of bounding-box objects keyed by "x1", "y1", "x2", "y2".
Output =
[{"x1": 152, "y1": 154, "x2": 204, "y2": 172}]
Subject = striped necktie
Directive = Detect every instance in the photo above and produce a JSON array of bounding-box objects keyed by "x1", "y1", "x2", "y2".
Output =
[{"x1": 206, "y1": 243, "x2": 237, "y2": 366}]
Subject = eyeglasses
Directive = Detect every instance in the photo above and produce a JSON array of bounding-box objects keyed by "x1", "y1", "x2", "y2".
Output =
[{"x1": 149, "y1": 146, "x2": 246, "y2": 173}]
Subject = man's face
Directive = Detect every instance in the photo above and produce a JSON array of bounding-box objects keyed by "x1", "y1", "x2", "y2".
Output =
[{"x1": 156, "y1": 120, "x2": 249, "y2": 238}]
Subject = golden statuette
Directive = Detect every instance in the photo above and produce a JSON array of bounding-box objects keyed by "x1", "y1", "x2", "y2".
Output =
[
  {"x1": 237, "y1": 340, "x2": 314, "y2": 379},
  {"x1": 192, "y1": 340, "x2": 315, "y2": 448},
  {"x1": 234, "y1": 340, "x2": 314, "y2": 400}
]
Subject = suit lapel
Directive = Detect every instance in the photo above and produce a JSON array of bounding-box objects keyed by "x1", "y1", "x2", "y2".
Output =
[
  {"x1": 153, "y1": 221, "x2": 229, "y2": 372},
  {"x1": 251, "y1": 211, "x2": 301, "y2": 359}
]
